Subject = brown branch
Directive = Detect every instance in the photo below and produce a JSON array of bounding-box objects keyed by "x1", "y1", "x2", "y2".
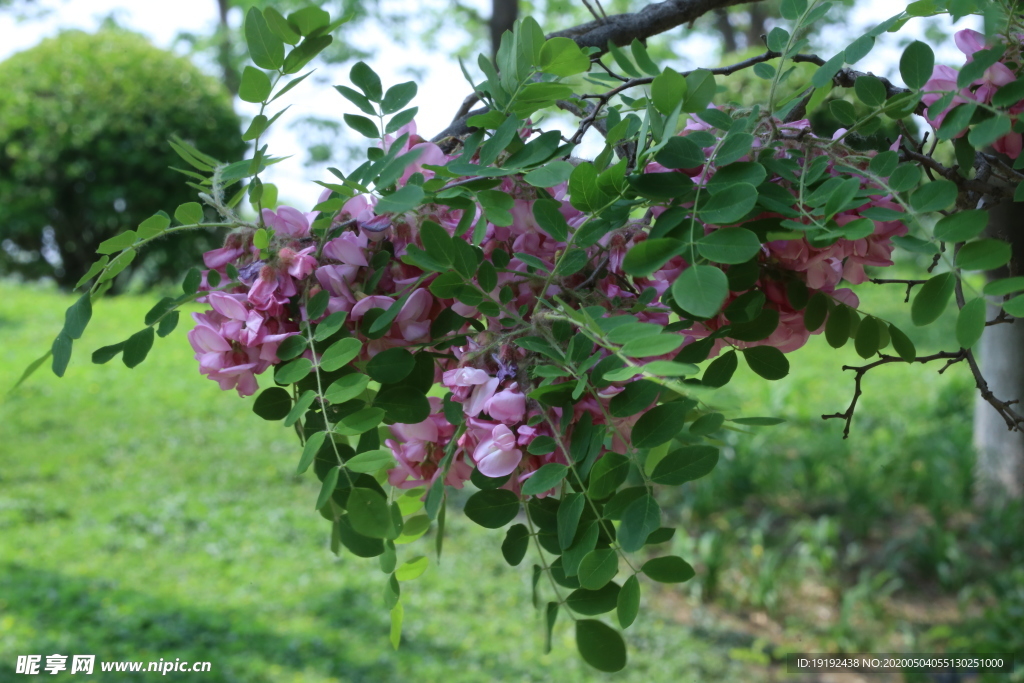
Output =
[
  {"x1": 547, "y1": 0, "x2": 764, "y2": 50},
  {"x1": 868, "y1": 278, "x2": 928, "y2": 303},
  {"x1": 433, "y1": 0, "x2": 768, "y2": 143},
  {"x1": 822, "y1": 351, "x2": 968, "y2": 438}
]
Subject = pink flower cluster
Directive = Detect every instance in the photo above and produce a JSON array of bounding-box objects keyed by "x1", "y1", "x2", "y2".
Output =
[
  {"x1": 189, "y1": 117, "x2": 905, "y2": 496},
  {"x1": 923, "y1": 29, "x2": 1023, "y2": 158}
]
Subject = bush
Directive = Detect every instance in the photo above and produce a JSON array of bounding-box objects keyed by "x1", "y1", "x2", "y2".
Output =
[{"x1": 0, "y1": 29, "x2": 246, "y2": 288}]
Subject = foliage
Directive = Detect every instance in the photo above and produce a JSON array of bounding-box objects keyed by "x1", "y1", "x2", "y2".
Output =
[
  {"x1": 24, "y1": 0, "x2": 1024, "y2": 674},
  {"x1": 0, "y1": 29, "x2": 245, "y2": 288}
]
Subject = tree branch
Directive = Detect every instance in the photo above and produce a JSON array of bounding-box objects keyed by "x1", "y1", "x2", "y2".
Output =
[{"x1": 433, "y1": 0, "x2": 767, "y2": 143}]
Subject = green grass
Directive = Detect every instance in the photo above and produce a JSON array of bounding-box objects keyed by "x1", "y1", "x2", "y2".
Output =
[
  {"x1": 0, "y1": 282, "x2": 757, "y2": 682},
  {"x1": 1, "y1": 277, "x2": 1019, "y2": 682}
]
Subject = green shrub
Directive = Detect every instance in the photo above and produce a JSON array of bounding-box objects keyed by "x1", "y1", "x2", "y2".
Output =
[{"x1": 0, "y1": 29, "x2": 246, "y2": 288}]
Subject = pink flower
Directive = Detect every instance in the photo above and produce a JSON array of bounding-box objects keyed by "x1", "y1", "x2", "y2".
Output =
[
  {"x1": 484, "y1": 384, "x2": 526, "y2": 424},
  {"x1": 473, "y1": 424, "x2": 523, "y2": 477},
  {"x1": 262, "y1": 206, "x2": 316, "y2": 238}
]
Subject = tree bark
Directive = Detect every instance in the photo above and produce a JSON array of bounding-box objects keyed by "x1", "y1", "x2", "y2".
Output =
[
  {"x1": 217, "y1": 0, "x2": 239, "y2": 96},
  {"x1": 490, "y1": 0, "x2": 519, "y2": 59},
  {"x1": 974, "y1": 198, "x2": 1024, "y2": 502}
]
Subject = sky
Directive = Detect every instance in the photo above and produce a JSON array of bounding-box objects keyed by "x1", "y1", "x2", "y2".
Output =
[{"x1": 0, "y1": 0, "x2": 979, "y2": 208}]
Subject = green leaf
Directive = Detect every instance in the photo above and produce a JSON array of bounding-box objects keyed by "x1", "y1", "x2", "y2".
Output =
[
  {"x1": 245, "y1": 7, "x2": 284, "y2": 70},
  {"x1": 909, "y1": 180, "x2": 957, "y2": 213},
  {"x1": 617, "y1": 575, "x2": 641, "y2": 628},
  {"x1": 697, "y1": 228, "x2": 762, "y2": 264},
  {"x1": 274, "y1": 357, "x2": 312, "y2": 384},
  {"x1": 320, "y1": 338, "x2": 362, "y2": 371},
  {"x1": 812, "y1": 52, "x2": 846, "y2": 88},
  {"x1": 630, "y1": 39, "x2": 660, "y2": 76},
  {"x1": 501, "y1": 524, "x2": 530, "y2": 566},
  {"x1": 344, "y1": 113, "x2": 380, "y2": 139},
  {"x1": 275, "y1": 335, "x2": 308, "y2": 361},
  {"x1": 75, "y1": 256, "x2": 109, "y2": 289},
  {"x1": 366, "y1": 347, "x2": 415, "y2": 384},
  {"x1": 956, "y1": 298, "x2": 987, "y2": 349},
  {"x1": 1004, "y1": 295, "x2": 1024, "y2": 317},
  {"x1": 683, "y1": 69, "x2": 716, "y2": 113},
  {"x1": 780, "y1": 0, "x2": 808, "y2": 20},
  {"x1": 284, "y1": 390, "x2": 316, "y2": 428},
  {"x1": 632, "y1": 401, "x2": 691, "y2": 449},
  {"x1": 346, "y1": 448, "x2": 396, "y2": 474},
  {"x1": 588, "y1": 453, "x2": 630, "y2": 500},
  {"x1": 172, "y1": 202, "x2": 204, "y2": 226},
  {"x1": 374, "y1": 387, "x2": 431, "y2": 423},
  {"x1": 578, "y1": 548, "x2": 618, "y2": 590},
  {"x1": 523, "y1": 161, "x2": 574, "y2": 188},
  {"x1": 239, "y1": 66, "x2": 273, "y2": 103},
  {"x1": 650, "y1": 445, "x2": 719, "y2": 485},
  {"x1": 264, "y1": 7, "x2": 299, "y2": 44},
  {"x1": 382, "y1": 82, "x2": 417, "y2": 115},
  {"x1": 887, "y1": 324, "x2": 916, "y2": 362},
  {"x1": 539, "y1": 37, "x2": 590, "y2": 77},
  {"x1": 376, "y1": 184, "x2": 424, "y2": 214},
  {"x1": 336, "y1": 407, "x2": 385, "y2": 436},
  {"x1": 825, "y1": 305, "x2": 851, "y2": 348},
  {"x1": 742, "y1": 346, "x2": 789, "y2": 379},
  {"x1": 569, "y1": 162, "x2": 612, "y2": 213},
  {"x1": 900, "y1": 41, "x2": 934, "y2": 89},
  {"x1": 463, "y1": 489, "x2": 520, "y2": 528},
  {"x1": 558, "y1": 492, "x2": 586, "y2": 550},
  {"x1": 348, "y1": 487, "x2": 393, "y2": 538},
  {"x1": 934, "y1": 210, "x2": 988, "y2": 242},
  {"x1": 315, "y1": 466, "x2": 340, "y2": 510},
  {"x1": 854, "y1": 75, "x2": 886, "y2": 107},
  {"x1": 618, "y1": 494, "x2": 660, "y2": 552},
  {"x1": 350, "y1": 61, "x2": 383, "y2": 101},
  {"x1": 912, "y1": 273, "x2": 956, "y2": 326},
  {"x1": 651, "y1": 67, "x2": 687, "y2": 115},
  {"x1": 122, "y1": 328, "x2": 154, "y2": 369},
  {"x1": 766, "y1": 27, "x2": 790, "y2": 52},
  {"x1": 715, "y1": 133, "x2": 753, "y2": 166},
  {"x1": 853, "y1": 317, "x2": 880, "y2": 359},
  {"x1": 671, "y1": 265, "x2": 729, "y2": 318},
  {"x1": 956, "y1": 240, "x2": 1012, "y2": 271},
  {"x1": 641, "y1": 556, "x2": 695, "y2": 583},
  {"x1": 699, "y1": 183, "x2": 757, "y2": 224},
  {"x1": 325, "y1": 373, "x2": 370, "y2": 404},
  {"x1": 969, "y1": 114, "x2": 1012, "y2": 148},
  {"x1": 335, "y1": 84, "x2": 376, "y2": 115},
  {"x1": 253, "y1": 386, "x2": 291, "y2": 420},
  {"x1": 51, "y1": 333, "x2": 72, "y2": 377},
  {"x1": 984, "y1": 276, "x2": 1024, "y2": 297},
  {"x1": 296, "y1": 431, "x2": 326, "y2": 475},
  {"x1": 395, "y1": 556, "x2": 429, "y2": 581},
  {"x1": 527, "y1": 200, "x2": 568, "y2": 244},
  {"x1": 844, "y1": 34, "x2": 875, "y2": 64},
  {"x1": 63, "y1": 293, "x2": 92, "y2": 340},
  {"x1": 620, "y1": 334, "x2": 684, "y2": 358},
  {"x1": 655, "y1": 136, "x2": 705, "y2": 170},
  {"x1": 702, "y1": 349, "x2": 738, "y2": 388},
  {"x1": 576, "y1": 619, "x2": 627, "y2": 673},
  {"x1": 567, "y1": 583, "x2": 621, "y2": 616},
  {"x1": 96, "y1": 230, "x2": 137, "y2": 255},
  {"x1": 521, "y1": 464, "x2": 569, "y2": 496}
]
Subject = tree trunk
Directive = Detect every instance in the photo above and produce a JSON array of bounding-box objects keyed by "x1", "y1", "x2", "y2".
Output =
[
  {"x1": 973, "y1": 198, "x2": 1024, "y2": 502},
  {"x1": 714, "y1": 8, "x2": 738, "y2": 54},
  {"x1": 217, "y1": 0, "x2": 239, "y2": 96},
  {"x1": 744, "y1": 2, "x2": 767, "y2": 50},
  {"x1": 490, "y1": 0, "x2": 519, "y2": 59}
]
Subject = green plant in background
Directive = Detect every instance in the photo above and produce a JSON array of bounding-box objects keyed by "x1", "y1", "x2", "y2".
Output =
[
  {"x1": 12, "y1": 0, "x2": 1024, "y2": 676},
  {"x1": 0, "y1": 29, "x2": 245, "y2": 288}
]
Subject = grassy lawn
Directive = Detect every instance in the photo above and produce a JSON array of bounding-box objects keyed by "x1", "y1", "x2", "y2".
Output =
[{"x1": 1, "y1": 277, "x2": 1017, "y2": 682}]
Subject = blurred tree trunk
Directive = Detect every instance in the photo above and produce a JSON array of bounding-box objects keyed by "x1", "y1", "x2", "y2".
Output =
[
  {"x1": 974, "y1": 199, "x2": 1024, "y2": 502},
  {"x1": 714, "y1": 8, "x2": 738, "y2": 54},
  {"x1": 490, "y1": 0, "x2": 519, "y2": 58},
  {"x1": 217, "y1": 0, "x2": 239, "y2": 95},
  {"x1": 744, "y1": 2, "x2": 767, "y2": 50}
]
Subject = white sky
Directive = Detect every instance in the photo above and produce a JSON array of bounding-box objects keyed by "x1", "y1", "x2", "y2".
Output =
[{"x1": 0, "y1": 0, "x2": 979, "y2": 208}]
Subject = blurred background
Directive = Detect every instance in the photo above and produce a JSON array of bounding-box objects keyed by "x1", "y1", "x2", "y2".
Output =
[{"x1": 1, "y1": 1, "x2": 1021, "y2": 681}]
